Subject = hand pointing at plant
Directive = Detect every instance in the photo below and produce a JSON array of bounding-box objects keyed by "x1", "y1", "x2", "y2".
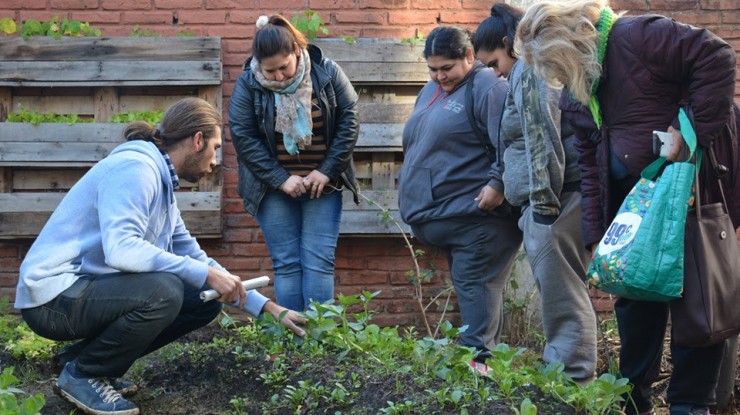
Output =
[{"x1": 261, "y1": 300, "x2": 307, "y2": 337}]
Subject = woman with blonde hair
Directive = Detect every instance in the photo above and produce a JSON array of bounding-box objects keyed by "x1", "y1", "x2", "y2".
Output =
[
  {"x1": 229, "y1": 14, "x2": 359, "y2": 311},
  {"x1": 516, "y1": 1, "x2": 739, "y2": 414}
]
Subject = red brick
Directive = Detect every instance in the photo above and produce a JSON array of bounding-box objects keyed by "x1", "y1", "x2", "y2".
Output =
[
  {"x1": 367, "y1": 256, "x2": 415, "y2": 272},
  {"x1": 206, "y1": 0, "x2": 257, "y2": 9},
  {"x1": 70, "y1": 12, "x2": 122, "y2": 23},
  {"x1": 121, "y1": 12, "x2": 173, "y2": 24},
  {"x1": 179, "y1": 10, "x2": 226, "y2": 24},
  {"x1": 722, "y1": 10, "x2": 740, "y2": 23},
  {"x1": 462, "y1": 0, "x2": 494, "y2": 10},
  {"x1": 200, "y1": 241, "x2": 230, "y2": 256},
  {"x1": 384, "y1": 298, "x2": 419, "y2": 313},
  {"x1": 204, "y1": 24, "x2": 252, "y2": 38},
  {"x1": 611, "y1": 0, "x2": 651, "y2": 10},
  {"x1": 649, "y1": 0, "x2": 697, "y2": 11},
  {"x1": 371, "y1": 312, "x2": 422, "y2": 328},
  {"x1": 388, "y1": 11, "x2": 438, "y2": 25},
  {"x1": 309, "y1": 0, "x2": 356, "y2": 9},
  {"x1": 222, "y1": 228, "x2": 254, "y2": 242},
  {"x1": 669, "y1": 10, "x2": 723, "y2": 25},
  {"x1": 154, "y1": 0, "x2": 203, "y2": 9},
  {"x1": 3, "y1": 0, "x2": 46, "y2": 9},
  {"x1": 51, "y1": 0, "x2": 100, "y2": 9},
  {"x1": 334, "y1": 256, "x2": 366, "y2": 270},
  {"x1": 217, "y1": 257, "x2": 263, "y2": 272},
  {"x1": 224, "y1": 214, "x2": 258, "y2": 229},
  {"x1": 700, "y1": 0, "x2": 739, "y2": 9},
  {"x1": 439, "y1": 10, "x2": 489, "y2": 25},
  {"x1": 411, "y1": 0, "x2": 457, "y2": 10},
  {"x1": 19, "y1": 11, "x2": 69, "y2": 22},
  {"x1": 333, "y1": 11, "x2": 386, "y2": 24},
  {"x1": 228, "y1": 10, "x2": 264, "y2": 25},
  {"x1": 359, "y1": 0, "x2": 409, "y2": 10},
  {"x1": 222, "y1": 199, "x2": 246, "y2": 214},
  {"x1": 0, "y1": 273, "x2": 19, "y2": 287},
  {"x1": 102, "y1": 0, "x2": 152, "y2": 10},
  {"x1": 338, "y1": 270, "x2": 389, "y2": 285}
]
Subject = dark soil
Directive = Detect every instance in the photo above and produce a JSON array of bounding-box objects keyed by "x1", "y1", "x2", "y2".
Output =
[{"x1": 3, "y1": 325, "x2": 738, "y2": 415}]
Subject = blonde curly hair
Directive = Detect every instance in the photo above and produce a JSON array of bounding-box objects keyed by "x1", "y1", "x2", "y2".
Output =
[{"x1": 515, "y1": 0, "x2": 606, "y2": 104}]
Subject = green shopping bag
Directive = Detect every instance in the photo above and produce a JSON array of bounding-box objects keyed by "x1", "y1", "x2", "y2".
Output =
[{"x1": 587, "y1": 109, "x2": 698, "y2": 301}]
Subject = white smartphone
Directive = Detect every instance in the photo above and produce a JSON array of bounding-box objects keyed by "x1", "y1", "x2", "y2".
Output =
[{"x1": 652, "y1": 131, "x2": 674, "y2": 157}]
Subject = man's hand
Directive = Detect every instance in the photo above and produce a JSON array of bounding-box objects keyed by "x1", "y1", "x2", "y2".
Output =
[
  {"x1": 666, "y1": 126, "x2": 687, "y2": 162},
  {"x1": 262, "y1": 301, "x2": 307, "y2": 337},
  {"x1": 475, "y1": 185, "x2": 504, "y2": 211},
  {"x1": 205, "y1": 266, "x2": 247, "y2": 309}
]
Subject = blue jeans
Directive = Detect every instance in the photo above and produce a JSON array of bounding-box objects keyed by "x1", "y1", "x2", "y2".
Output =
[
  {"x1": 21, "y1": 272, "x2": 221, "y2": 378},
  {"x1": 255, "y1": 190, "x2": 342, "y2": 311}
]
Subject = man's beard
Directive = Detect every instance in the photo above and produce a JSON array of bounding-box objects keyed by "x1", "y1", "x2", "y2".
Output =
[{"x1": 179, "y1": 152, "x2": 207, "y2": 183}]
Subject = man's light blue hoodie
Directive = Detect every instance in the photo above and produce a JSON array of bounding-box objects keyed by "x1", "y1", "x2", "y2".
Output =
[{"x1": 15, "y1": 140, "x2": 267, "y2": 316}]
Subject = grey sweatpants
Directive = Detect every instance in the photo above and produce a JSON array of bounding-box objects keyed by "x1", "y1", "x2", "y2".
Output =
[
  {"x1": 519, "y1": 191, "x2": 598, "y2": 382},
  {"x1": 411, "y1": 215, "x2": 523, "y2": 353}
]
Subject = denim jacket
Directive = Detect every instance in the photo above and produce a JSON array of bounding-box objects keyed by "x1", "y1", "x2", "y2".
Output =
[{"x1": 228, "y1": 44, "x2": 360, "y2": 215}]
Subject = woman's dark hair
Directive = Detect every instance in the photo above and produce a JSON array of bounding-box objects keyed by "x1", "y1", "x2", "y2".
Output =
[
  {"x1": 423, "y1": 26, "x2": 473, "y2": 60},
  {"x1": 473, "y1": 3, "x2": 524, "y2": 58},
  {"x1": 124, "y1": 97, "x2": 221, "y2": 152},
  {"x1": 252, "y1": 14, "x2": 308, "y2": 61}
]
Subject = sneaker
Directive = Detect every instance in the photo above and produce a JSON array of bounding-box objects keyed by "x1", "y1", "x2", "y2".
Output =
[
  {"x1": 670, "y1": 405, "x2": 710, "y2": 415},
  {"x1": 107, "y1": 378, "x2": 139, "y2": 398},
  {"x1": 53, "y1": 374, "x2": 138, "y2": 398},
  {"x1": 470, "y1": 359, "x2": 490, "y2": 375},
  {"x1": 56, "y1": 363, "x2": 139, "y2": 415}
]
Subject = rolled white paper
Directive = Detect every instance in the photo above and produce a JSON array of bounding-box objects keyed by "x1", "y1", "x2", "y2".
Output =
[{"x1": 199, "y1": 275, "x2": 271, "y2": 302}]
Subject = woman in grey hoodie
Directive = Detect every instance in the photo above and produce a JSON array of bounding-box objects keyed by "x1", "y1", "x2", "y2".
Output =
[{"x1": 398, "y1": 26, "x2": 522, "y2": 373}]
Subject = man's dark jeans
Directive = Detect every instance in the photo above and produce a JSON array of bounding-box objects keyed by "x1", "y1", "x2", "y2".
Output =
[{"x1": 22, "y1": 272, "x2": 221, "y2": 378}]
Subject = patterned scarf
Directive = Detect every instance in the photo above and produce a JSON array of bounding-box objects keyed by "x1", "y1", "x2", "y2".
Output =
[
  {"x1": 251, "y1": 48, "x2": 313, "y2": 155},
  {"x1": 589, "y1": 7, "x2": 618, "y2": 129}
]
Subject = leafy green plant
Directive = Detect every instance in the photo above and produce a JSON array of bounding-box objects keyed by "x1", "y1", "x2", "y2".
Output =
[
  {"x1": 340, "y1": 35, "x2": 356, "y2": 44},
  {"x1": 401, "y1": 32, "x2": 425, "y2": 46},
  {"x1": 129, "y1": 25, "x2": 160, "y2": 37},
  {"x1": 108, "y1": 110, "x2": 164, "y2": 124},
  {"x1": 18, "y1": 16, "x2": 101, "y2": 39},
  {"x1": 0, "y1": 17, "x2": 17, "y2": 35},
  {"x1": 291, "y1": 11, "x2": 329, "y2": 40},
  {"x1": 0, "y1": 367, "x2": 45, "y2": 415},
  {"x1": 6, "y1": 108, "x2": 93, "y2": 125}
]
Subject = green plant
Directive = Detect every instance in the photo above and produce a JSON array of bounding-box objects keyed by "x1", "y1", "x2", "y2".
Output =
[
  {"x1": 291, "y1": 11, "x2": 329, "y2": 40},
  {"x1": 340, "y1": 35, "x2": 356, "y2": 44},
  {"x1": 18, "y1": 16, "x2": 101, "y2": 39},
  {"x1": 0, "y1": 17, "x2": 17, "y2": 35},
  {"x1": 0, "y1": 367, "x2": 45, "y2": 415},
  {"x1": 401, "y1": 32, "x2": 425, "y2": 46},
  {"x1": 108, "y1": 110, "x2": 164, "y2": 124},
  {"x1": 6, "y1": 108, "x2": 93, "y2": 125},
  {"x1": 129, "y1": 25, "x2": 160, "y2": 37}
]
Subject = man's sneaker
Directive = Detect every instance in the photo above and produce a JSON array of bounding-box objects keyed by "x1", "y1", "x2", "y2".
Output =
[
  {"x1": 670, "y1": 405, "x2": 710, "y2": 415},
  {"x1": 56, "y1": 363, "x2": 139, "y2": 415},
  {"x1": 108, "y1": 378, "x2": 139, "y2": 398},
  {"x1": 469, "y1": 359, "x2": 490, "y2": 375},
  {"x1": 53, "y1": 375, "x2": 139, "y2": 398}
]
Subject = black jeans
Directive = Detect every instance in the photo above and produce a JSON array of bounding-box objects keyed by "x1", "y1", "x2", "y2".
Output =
[{"x1": 22, "y1": 272, "x2": 221, "y2": 378}]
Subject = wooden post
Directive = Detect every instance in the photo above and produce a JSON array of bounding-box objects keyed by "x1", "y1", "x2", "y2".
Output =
[
  {"x1": 0, "y1": 87, "x2": 11, "y2": 122},
  {"x1": 94, "y1": 87, "x2": 119, "y2": 122}
]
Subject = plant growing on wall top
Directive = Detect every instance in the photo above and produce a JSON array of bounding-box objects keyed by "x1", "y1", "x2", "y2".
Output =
[
  {"x1": 291, "y1": 10, "x2": 329, "y2": 40},
  {"x1": 0, "y1": 16, "x2": 101, "y2": 39}
]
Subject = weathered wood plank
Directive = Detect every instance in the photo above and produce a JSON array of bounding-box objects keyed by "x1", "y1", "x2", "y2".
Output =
[
  {"x1": 0, "y1": 61, "x2": 222, "y2": 86},
  {"x1": 0, "y1": 37, "x2": 221, "y2": 61},
  {"x1": 371, "y1": 153, "x2": 397, "y2": 191},
  {"x1": 356, "y1": 123, "x2": 403, "y2": 149},
  {"x1": 0, "y1": 88, "x2": 10, "y2": 121},
  {"x1": 358, "y1": 102, "x2": 414, "y2": 124},
  {"x1": 12, "y1": 169, "x2": 85, "y2": 191},
  {"x1": 0, "y1": 191, "x2": 222, "y2": 238},
  {"x1": 0, "y1": 123, "x2": 124, "y2": 143},
  {"x1": 13, "y1": 95, "x2": 93, "y2": 117},
  {"x1": 0, "y1": 142, "x2": 116, "y2": 164},
  {"x1": 0, "y1": 168, "x2": 10, "y2": 192},
  {"x1": 313, "y1": 39, "x2": 427, "y2": 85},
  {"x1": 339, "y1": 210, "x2": 409, "y2": 234},
  {"x1": 94, "y1": 87, "x2": 119, "y2": 122}
]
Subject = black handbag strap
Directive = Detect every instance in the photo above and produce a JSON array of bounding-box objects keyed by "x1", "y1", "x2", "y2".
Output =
[{"x1": 465, "y1": 69, "x2": 496, "y2": 163}]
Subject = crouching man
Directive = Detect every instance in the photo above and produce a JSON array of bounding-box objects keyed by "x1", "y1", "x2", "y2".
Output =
[{"x1": 14, "y1": 97, "x2": 305, "y2": 415}]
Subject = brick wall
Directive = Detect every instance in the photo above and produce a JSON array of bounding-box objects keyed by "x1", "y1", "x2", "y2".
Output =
[{"x1": 0, "y1": 0, "x2": 738, "y2": 327}]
